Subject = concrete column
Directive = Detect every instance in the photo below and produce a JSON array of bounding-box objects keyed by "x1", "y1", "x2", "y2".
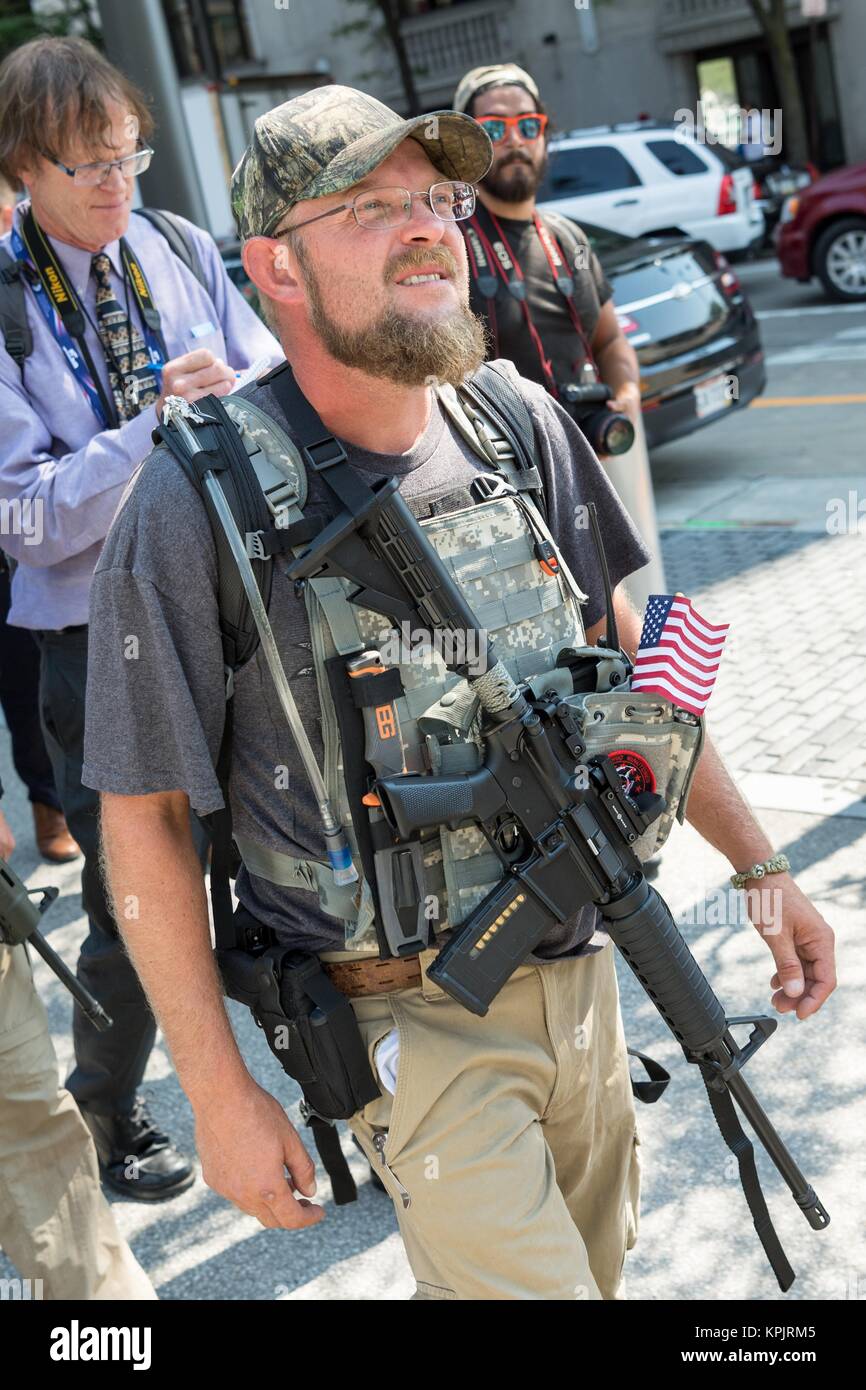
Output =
[
  {"x1": 600, "y1": 413, "x2": 667, "y2": 619},
  {"x1": 96, "y1": 0, "x2": 209, "y2": 227}
]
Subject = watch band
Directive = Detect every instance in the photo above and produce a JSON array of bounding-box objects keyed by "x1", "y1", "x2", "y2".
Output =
[{"x1": 730, "y1": 853, "x2": 791, "y2": 890}]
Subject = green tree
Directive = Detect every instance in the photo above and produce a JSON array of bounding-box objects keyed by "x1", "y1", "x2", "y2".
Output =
[
  {"x1": 745, "y1": 0, "x2": 809, "y2": 164},
  {"x1": 0, "y1": 0, "x2": 102, "y2": 64}
]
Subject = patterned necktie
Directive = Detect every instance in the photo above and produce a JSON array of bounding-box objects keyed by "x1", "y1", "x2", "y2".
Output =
[{"x1": 91, "y1": 252, "x2": 159, "y2": 421}]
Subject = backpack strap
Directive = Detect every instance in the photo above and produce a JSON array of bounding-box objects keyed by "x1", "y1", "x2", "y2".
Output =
[
  {"x1": 440, "y1": 360, "x2": 548, "y2": 521},
  {"x1": 0, "y1": 247, "x2": 33, "y2": 367},
  {"x1": 155, "y1": 393, "x2": 278, "y2": 948},
  {"x1": 133, "y1": 208, "x2": 209, "y2": 295}
]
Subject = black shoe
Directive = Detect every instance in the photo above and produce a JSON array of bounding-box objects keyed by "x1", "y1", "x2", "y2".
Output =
[{"x1": 82, "y1": 1096, "x2": 196, "y2": 1202}]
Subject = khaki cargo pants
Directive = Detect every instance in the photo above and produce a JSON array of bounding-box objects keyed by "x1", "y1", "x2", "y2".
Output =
[
  {"x1": 347, "y1": 942, "x2": 641, "y2": 1300},
  {"x1": 0, "y1": 943, "x2": 155, "y2": 1299}
]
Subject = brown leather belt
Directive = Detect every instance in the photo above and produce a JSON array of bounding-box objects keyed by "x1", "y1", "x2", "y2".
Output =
[{"x1": 322, "y1": 955, "x2": 422, "y2": 998}]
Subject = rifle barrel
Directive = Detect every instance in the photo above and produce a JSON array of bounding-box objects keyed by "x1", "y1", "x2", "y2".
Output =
[{"x1": 27, "y1": 929, "x2": 113, "y2": 1031}]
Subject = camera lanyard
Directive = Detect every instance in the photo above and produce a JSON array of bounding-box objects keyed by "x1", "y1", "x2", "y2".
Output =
[
  {"x1": 12, "y1": 206, "x2": 167, "y2": 429},
  {"x1": 465, "y1": 202, "x2": 599, "y2": 395}
]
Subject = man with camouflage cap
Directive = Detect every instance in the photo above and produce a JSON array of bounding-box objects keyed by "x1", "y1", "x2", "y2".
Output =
[{"x1": 83, "y1": 85, "x2": 836, "y2": 1300}]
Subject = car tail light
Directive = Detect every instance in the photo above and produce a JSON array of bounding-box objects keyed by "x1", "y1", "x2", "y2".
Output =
[
  {"x1": 717, "y1": 173, "x2": 737, "y2": 216},
  {"x1": 752, "y1": 179, "x2": 762, "y2": 202},
  {"x1": 713, "y1": 250, "x2": 740, "y2": 295},
  {"x1": 806, "y1": 161, "x2": 820, "y2": 183}
]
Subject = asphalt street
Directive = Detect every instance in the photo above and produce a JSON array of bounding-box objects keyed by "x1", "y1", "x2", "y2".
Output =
[{"x1": 1, "y1": 255, "x2": 864, "y2": 1302}]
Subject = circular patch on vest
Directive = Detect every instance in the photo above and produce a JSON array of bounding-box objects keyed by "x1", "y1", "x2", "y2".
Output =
[{"x1": 608, "y1": 749, "x2": 656, "y2": 798}]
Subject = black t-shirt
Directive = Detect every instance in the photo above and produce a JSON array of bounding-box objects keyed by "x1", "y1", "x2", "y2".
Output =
[{"x1": 465, "y1": 213, "x2": 613, "y2": 391}]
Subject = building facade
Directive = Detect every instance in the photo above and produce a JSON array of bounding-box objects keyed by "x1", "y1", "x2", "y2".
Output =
[{"x1": 89, "y1": 0, "x2": 865, "y2": 240}]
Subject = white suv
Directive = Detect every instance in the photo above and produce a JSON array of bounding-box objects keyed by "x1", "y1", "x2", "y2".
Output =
[{"x1": 537, "y1": 123, "x2": 764, "y2": 254}]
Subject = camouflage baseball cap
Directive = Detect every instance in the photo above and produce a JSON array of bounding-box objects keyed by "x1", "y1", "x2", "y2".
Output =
[
  {"x1": 452, "y1": 64, "x2": 540, "y2": 115},
  {"x1": 231, "y1": 84, "x2": 493, "y2": 242}
]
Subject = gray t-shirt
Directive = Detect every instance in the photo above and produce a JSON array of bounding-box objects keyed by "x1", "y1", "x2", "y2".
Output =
[{"x1": 82, "y1": 361, "x2": 650, "y2": 958}]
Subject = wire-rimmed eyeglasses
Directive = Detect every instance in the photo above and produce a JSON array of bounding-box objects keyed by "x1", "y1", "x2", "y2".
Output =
[{"x1": 274, "y1": 180, "x2": 476, "y2": 236}]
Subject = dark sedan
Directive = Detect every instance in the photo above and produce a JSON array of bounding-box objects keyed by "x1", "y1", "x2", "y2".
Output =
[
  {"x1": 583, "y1": 222, "x2": 766, "y2": 449},
  {"x1": 220, "y1": 224, "x2": 765, "y2": 452}
]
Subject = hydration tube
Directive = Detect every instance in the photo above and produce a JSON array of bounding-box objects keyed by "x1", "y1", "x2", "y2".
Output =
[{"x1": 162, "y1": 395, "x2": 358, "y2": 887}]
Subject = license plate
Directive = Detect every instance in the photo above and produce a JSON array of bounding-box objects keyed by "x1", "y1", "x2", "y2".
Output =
[{"x1": 694, "y1": 374, "x2": 733, "y2": 419}]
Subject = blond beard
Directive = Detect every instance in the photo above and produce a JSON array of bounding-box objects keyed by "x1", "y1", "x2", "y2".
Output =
[{"x1": 294, "y1": 238, "x2": 489, "y2": 388}]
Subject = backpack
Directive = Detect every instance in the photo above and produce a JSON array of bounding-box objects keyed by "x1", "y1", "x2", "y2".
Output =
[{"x1": 0, "y1": 207, "x2": 208, "y2": 368}]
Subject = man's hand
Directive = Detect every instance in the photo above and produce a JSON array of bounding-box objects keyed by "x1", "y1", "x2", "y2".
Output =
[
  {"x1": 606, "y1": 379, "x2": 641, "y2": 429},
  {"x1": 154, "y1": 348, "x2": 235, "y2": 418},
  {"x1": 195, "y1": 1078, "x2": 324, "y2": 1230},
  {"x1": 745, "y1": 872, "x2": 836, "y2": 1021},
  {"x1": 0, "y1": 809, "x2": 15, "y2": 860}
]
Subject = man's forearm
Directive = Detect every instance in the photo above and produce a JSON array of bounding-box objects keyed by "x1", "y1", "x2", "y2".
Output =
[
  {"x1": 684, "y1": 731, "x2": 774, "y2": 874},
  {"x1": 595, "y1": 336, "x2": 640, "y2": 397},
  {"x1": 100, "y1": 791, "x2": 250, "y2": 1108}
]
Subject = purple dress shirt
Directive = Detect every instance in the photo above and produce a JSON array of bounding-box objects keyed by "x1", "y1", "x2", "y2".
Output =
[{"x1": 0, "y1": 201, "x2": 281, "y2": 629}]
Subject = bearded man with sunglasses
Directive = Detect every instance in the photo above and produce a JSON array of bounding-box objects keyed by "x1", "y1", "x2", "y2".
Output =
[
  {"x1": 0, "y1": 37, "x2": 279, "y2": 1205},
  {"x1": 454, "y1": 65, "x2": 642, "y2": 449}
]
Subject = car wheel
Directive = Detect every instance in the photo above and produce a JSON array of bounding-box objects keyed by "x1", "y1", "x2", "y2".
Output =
[{"x1": 813, "y1": 217, "x2": 866, "y2": 301}]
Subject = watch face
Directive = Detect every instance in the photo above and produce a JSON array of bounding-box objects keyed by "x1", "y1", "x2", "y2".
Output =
[{"x1": 607, "y1": 748, "x2": 656, "y2": 799}]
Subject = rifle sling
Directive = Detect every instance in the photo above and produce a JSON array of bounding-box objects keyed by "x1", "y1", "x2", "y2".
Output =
[{"x1": 697, "y1": 1060, "x2": 795, "y2": 1292}]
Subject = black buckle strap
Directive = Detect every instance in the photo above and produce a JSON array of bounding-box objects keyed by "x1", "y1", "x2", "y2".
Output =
[
  {"x1": 348, "y1": 666, "x2": 404, "y2": 709},
  {"x1": 303, "y1": 1110, "x2": 358, "y2": 1206},
  {"x1": 246, "y1": 514, "x2": 323, "y2": 559},
  {"x1": 627, "y1": 1046, "x2": 670, "y2": 1105}
]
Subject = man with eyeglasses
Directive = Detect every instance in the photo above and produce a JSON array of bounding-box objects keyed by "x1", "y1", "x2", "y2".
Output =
[
  {"x1": 80, "y1": 82, "x2": 835, "y2": 1300},
  {"x1": 453, "y1": 64, "x2": 642, "y2": 449},
  {"x1": 0, "y1": 37, "x2": 280, "y2": 1207}
]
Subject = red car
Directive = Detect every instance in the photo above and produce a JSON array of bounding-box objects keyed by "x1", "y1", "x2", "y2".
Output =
[{"x1": 776, "y1": 161, "x2": 866, "y2": 301}]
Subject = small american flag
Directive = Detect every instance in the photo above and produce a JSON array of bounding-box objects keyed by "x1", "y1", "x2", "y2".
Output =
[{"x1": 631, "y1": 593, "x2": 729, "y2": 716}]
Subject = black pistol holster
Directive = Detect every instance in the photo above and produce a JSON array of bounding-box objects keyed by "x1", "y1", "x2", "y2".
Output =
[{"x1": 217, "y1": 911, "x2": 380, "y2": 1206}]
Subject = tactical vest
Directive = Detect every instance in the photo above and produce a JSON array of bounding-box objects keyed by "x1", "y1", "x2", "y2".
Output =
[{"x1": 193, "y1": 371, "x2": 702, "y2": 957}]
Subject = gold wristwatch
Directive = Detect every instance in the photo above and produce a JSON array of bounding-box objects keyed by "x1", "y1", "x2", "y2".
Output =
[{"x1": 730, "y1": 853, "x2": 791, "y2": 890}]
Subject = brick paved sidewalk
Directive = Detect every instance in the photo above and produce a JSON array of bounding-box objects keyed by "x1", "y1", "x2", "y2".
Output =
[{"x1": 662, "y1": 529, "x2": 866, "y2": 800}]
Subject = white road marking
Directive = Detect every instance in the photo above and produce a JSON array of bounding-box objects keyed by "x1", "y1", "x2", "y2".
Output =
[
  {"x1": 765, "y1": 343, "x2": 866, "y2": 365},
  {"x1": 756, "y1": 303, "x2": 866, "y2": 318}
]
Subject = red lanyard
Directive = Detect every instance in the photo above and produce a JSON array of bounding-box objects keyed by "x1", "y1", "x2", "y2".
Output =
[
  {"x1": 532, "y1": 211, "x2": 598, "y2": 374},
  {"x1": 465, "y1": 204, "x2": 599, "y2": 394}
]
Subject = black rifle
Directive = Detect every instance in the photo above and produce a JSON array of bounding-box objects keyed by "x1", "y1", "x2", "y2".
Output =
[
  {"x1": 0, "y1": 856, "x2": 112, "y2": 1031},
  {"x1": 281, "y1": 411, "x2": 829, "y2": 1291}
]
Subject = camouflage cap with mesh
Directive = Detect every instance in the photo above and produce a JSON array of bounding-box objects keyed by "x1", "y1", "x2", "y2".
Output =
[
  {"x1": 452, "y1": 64, "x2": 540, "y2": 116},
  {"x1": 231, "y1": 84, "x2": 493, "y2": 242}
]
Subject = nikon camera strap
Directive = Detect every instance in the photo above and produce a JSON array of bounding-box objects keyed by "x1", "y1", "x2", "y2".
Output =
[
  {"x1": 11, "y1": 209, "x2": 121, "y2": 428},
  {"x1": 2, "y1": 206, "x2": 207, "y2": 427}
]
